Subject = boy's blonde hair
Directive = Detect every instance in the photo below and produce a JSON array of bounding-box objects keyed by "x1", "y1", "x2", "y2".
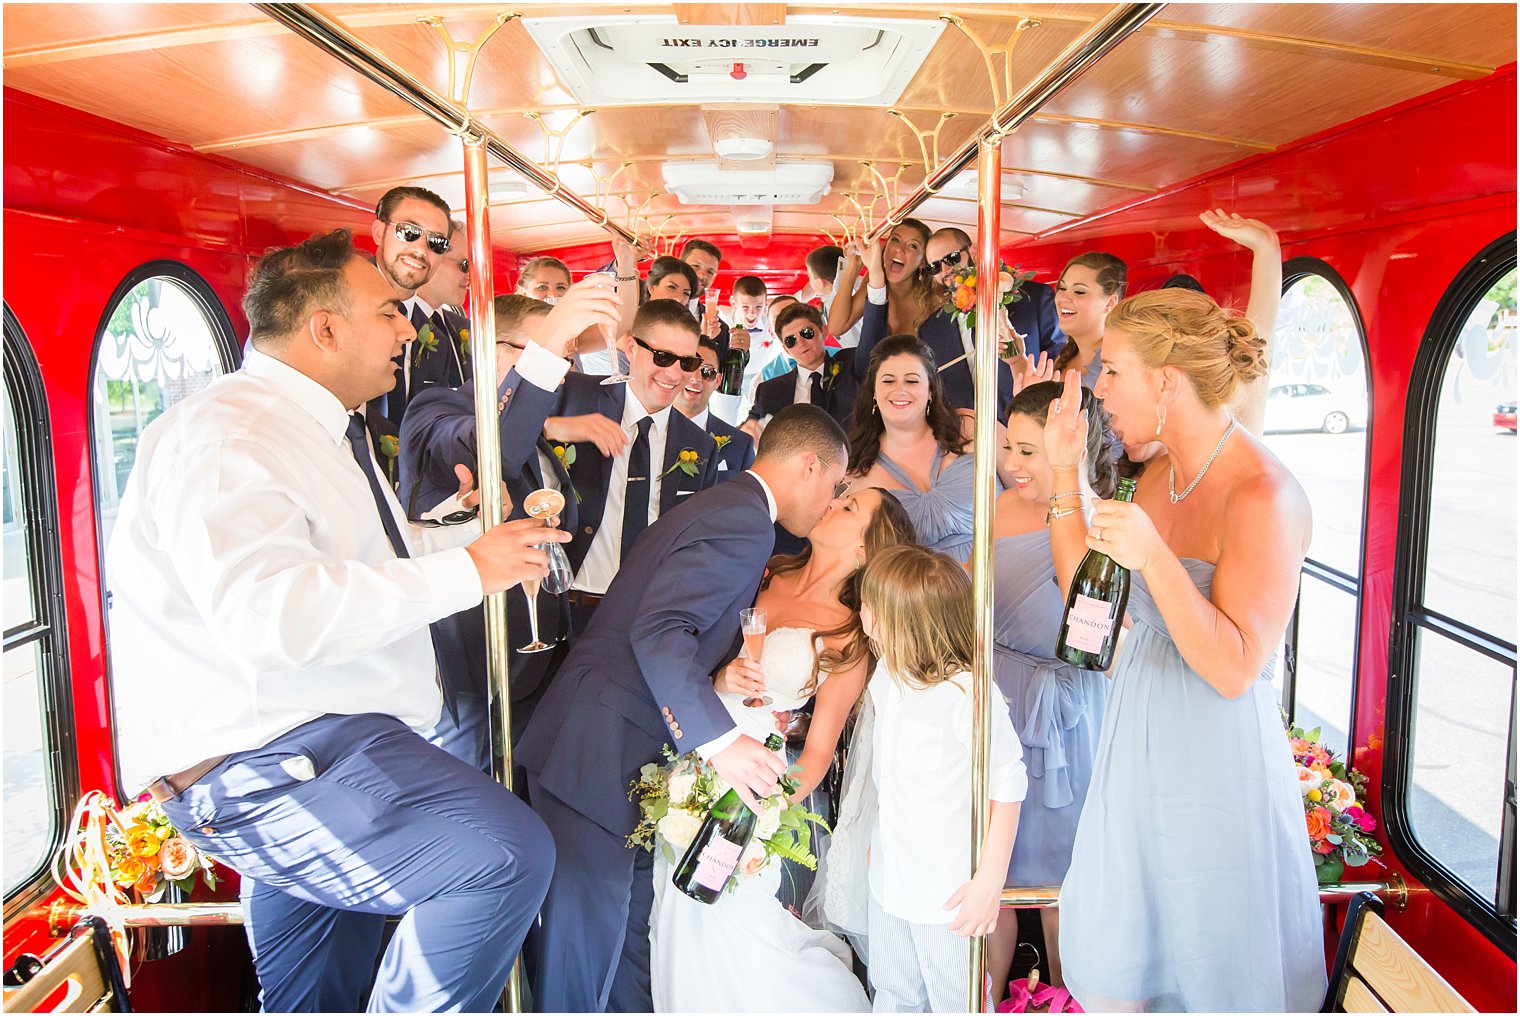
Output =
[{"x1": 860, "y1": 544, "x2": 975, "y2": 690}]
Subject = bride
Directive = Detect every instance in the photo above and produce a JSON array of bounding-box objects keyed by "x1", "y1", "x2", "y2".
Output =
[{"x1": 648, "y1": 486, "x2": 915, "y2": 1013}]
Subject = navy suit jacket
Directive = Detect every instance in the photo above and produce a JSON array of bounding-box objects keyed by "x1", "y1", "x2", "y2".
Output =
[
  {"x1": 396, "y1": 373, "x2": 575, "y2": 709},
  {"x1": 856, "y1": 301, "x2": 1014, "y2": 420},
  {"x1": 1009, "y1": 279, "x2": 1066, "y2": 359},
  {"x1": 517, "y1": 471, "x2": 777, "y2": 834},
  {"x1": 747, "y1": 348, "x2": 860, "y2": 432},
  {"x1": 385, "y1": 306, "x2": 472, "y2": 428},
  {"x1": 696, "y1": 412, "x2": 755, "y2": 481},
  {"x1": 553, "y1": 373, "x2": 720, "y2": 574}
]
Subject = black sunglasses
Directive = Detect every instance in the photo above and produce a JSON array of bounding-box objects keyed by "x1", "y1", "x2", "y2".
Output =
[
  {"x1": 456, "y1": 258, "x2": 469, "y2": 273},
  {"x1": 697, "y1": 365, "x2": 720, "y2": 381},
  {"x1": 632, "y1": 335, "x2": 703, "y2": 373},
  {"x1": 782, "y1": 326, "x2": 818, "y2": 349},
  {"x1": 387, "y1": 220, "x2": 452, "y2": 255},
  {"x1": 926, "y1": 246, "x2": 970, "y2": 276}
]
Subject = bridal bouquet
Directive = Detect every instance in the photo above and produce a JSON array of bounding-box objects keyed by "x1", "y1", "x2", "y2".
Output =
[
  {"x1": 629, "y1": 746, "x2": 824, "y2": 886},
  {"x1": 943, "y1": 260, "x2": 1034, "y2": 338},
  {"x1": 1288, "y1": 724, "x2": 1383, "y2": 883},
  {"x1": 56, "y1": 790, "x2": 220, "y2": 903}
]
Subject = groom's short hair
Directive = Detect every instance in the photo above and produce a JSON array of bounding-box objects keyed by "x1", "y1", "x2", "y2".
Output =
[{"x1": 755, "y1": 404, "x2": 846, "y2": 466}]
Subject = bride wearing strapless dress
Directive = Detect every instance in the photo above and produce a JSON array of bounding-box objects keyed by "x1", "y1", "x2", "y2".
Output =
[{"x1": 649, "y1": 627, "x2": 869, "y2": 1013}]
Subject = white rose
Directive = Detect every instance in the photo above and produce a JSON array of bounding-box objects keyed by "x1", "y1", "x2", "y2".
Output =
[
  {"x1": 737, "y1": 840, "x2": 768, "y2": 878},
  {"x1": 754, "y1": 798, "x2": 784, "y2": 840},
  {"x1": 1330, "y1": 779, "x2": 1357, "y2": 811},
  {"x1": 656, "y1": 810, "x2": 703, "y2": 852},
  {"x1": 1296, "y1": 766, "x2": 1320, "y2": 796},
  {"x1": 667, "y1": 772, "x2": 697, "y2": 805}
]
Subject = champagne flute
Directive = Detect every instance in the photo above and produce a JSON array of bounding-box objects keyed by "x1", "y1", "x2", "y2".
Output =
[
  {"x1": 517, "y1": 488, "x2": 568, "y2": 653},
  {"x1": 596, "y1": 271, "x2": 632, "y2": 385},
  {"x1": 739, "y1": 607, "x2": 770, "y2": 707}
]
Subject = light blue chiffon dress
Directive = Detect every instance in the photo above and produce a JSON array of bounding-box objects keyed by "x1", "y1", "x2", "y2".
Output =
[
  {"x1": 876, "y1": 446, "x2": 994, "y2": 562},
  {"x1": 992, "y1": 530, "x2": 1108, "y2": 887},
  {"x1": 1059, "y1": 559, "x2": 1326, "y2": 1012}
]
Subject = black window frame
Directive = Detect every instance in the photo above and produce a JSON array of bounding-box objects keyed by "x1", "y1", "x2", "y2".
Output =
[
  {"x1": 86, "y1": 262, "x2": 239, "y2": 799},
  {"x1": 2, "y1": 304, "x2": 79, "y2": 916},
  {"x1": 1272, "y1": 257, "x2": 1373, "y2": 757},
  {"x1": 1386, "y1": 232, "x2": 1518, "y2": 956}
]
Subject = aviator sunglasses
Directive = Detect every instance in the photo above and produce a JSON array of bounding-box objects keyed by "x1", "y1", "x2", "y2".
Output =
[
  {"x1": 696, "y1": 364, "x2": 721, "y2": 381},
  {"x1": 925, "y1": 245, "x2": 971, "y2": 276},
  {"x1": 386, "y1": 220, "x2": 452, "y2": 255},
  {"x1": 632, "y1": 335, "x2": 704, "y2": 373},
  {"x1": 781, "y1": 326, "x2": 817, "y2": 348}
]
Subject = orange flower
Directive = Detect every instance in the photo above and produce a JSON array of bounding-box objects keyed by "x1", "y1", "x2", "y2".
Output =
[
  {"x1": 1305, "y1": 806, "x2": 1332, "y2": 842},
  {"x1": 129, "y1": 828, "x2": 162, "y2": 858},
  {"x1": 953, "y1": 284, "x2": 977, "y2": 312},
  {"x1": 115, "y1": 855, "x2": 147, "y2": 887},
  {"x1": 134, "y1": 868, "x2": 159, "y2": 894}
]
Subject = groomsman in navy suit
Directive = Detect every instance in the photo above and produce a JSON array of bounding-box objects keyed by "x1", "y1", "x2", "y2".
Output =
[
  {"x1": 673, "y1": 336, "x2": 755, "y2": 482},
  {"x1": 397, "y1": 285, "x2": 621, "y2": 762},
  {"x1": 518, "y1": 404, "x2": 849, "y2": 1013},
  {"x1": 552, "y1": 299, "x2": 720, "y2": 633},
  {"x1": 412, "y1": 218, "x2": 474, "y2": 391},
  {"x1": 744, "y1": 302, "x2": 859, "y2": 434},
  {"x1": 368, "y1": 185, "x2": 460, "y2": 429},
  {"x1": 924, "y1": 226, "x2": 1066, "y2": 357}
]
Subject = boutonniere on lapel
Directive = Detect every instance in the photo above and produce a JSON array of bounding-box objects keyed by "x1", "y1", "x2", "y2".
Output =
[
  {"x1": 458, "y1": 327, "x2": 470, "y2": 357},
  {"x1": 822, "y1": 359, "x2": 843, "y2": 390},
  {"x1": 709, "y1": 432, "x2": 732, "y2": 452},
  {"x1": 377, "y1": 433, "x2": 400, "y2": 484},
  {"x1": 551, "y1": 444, "x2": 582, "y2": 503},
  {"x1": 661, "y1": 448, "x2": 705, "y2": 478},
  {"x1": 413, "y1": 322, "x2": 438, "y2": 363}
]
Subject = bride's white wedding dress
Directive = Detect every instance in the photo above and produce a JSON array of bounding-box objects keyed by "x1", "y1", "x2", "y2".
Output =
[{"x1": 649, "y1": 627, "x2": 870, "y2": 1013}]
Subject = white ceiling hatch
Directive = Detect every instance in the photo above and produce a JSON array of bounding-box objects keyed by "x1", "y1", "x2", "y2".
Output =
[
  {"x1": 522, "y1": 13, "x2": 946, "y2": 106},
  {"x1": 662, "y1": 162, "x2": 834, "y2": 206}
]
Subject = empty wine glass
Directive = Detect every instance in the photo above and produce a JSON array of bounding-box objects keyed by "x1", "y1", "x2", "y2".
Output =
[
  {"x1": 596, "y1": 271, "x2": 632, "y2": 386},
  {"x1": 739, "y1": 607, "x2": 770, "y2": 707},
  {"x1": 518, "y1": 488, "x2": 569, "y2": 654}
]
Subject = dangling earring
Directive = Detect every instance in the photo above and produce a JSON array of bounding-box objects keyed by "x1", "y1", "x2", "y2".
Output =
[
  {"x1": 1155, "y1": 403, "x2": 1167, "y2": 436},
  {"x1": 872, "y1": 401, "x2": 881, "y2": 417},
  {"x1": 925, "y1": 397, "x2": 933, "y2": 417}
]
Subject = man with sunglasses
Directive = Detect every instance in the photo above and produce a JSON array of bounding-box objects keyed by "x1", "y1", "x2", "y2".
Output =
[
  {"x1": 548, "y1": 299, "x2": 720, "y2": 633},
  {"x1": 369, "y1": 186, "x2": 459, "y2": 429},
  {"x1": 674, "y1": 337, "x2": 755, "y2": 482},
  {"x1": 924, "y1": 226, "x2": 1065, "y2": 358},
  {"x1": 744, "y1": 302, "x2": 860, "y2": 436}
]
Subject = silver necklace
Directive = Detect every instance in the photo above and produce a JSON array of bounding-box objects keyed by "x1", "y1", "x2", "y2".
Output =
[{"x1": 1169, "y1": 419, "x2": 1237, "y2": 504}]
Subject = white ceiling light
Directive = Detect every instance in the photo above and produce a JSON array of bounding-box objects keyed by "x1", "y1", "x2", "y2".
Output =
[
  {"x1": 663, "y1": 161, "x2": 833, "y2": 205},
  {"x1": 713, "y1": 136, "x2": 773, "y2": 161},
  {"x1": 736, "y1": 207, "x2": 774, "y2": 233}
]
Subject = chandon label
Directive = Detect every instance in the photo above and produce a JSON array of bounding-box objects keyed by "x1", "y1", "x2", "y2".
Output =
[
  {"x1": 1064, "y1": 594, "x2": 1115, "y2": 653},
  {"x1": 692, "y1": 838, "x2": 743, "y2": 891}
]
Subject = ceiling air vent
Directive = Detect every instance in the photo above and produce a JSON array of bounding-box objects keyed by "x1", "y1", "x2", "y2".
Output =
[
  {"x1": 663, "y1": 162, "x2": 834, "y2": 206},
  {"x1": 522, "y1": 14, "x2": 945, "y2": 106}
]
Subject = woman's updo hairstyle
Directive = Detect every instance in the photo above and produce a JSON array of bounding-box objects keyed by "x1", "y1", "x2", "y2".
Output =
[
  {"x1": 1006, "y1": 381, "x2": 1121, "y2": 498},
  {"x1": 1106, "y1": 288, "x2": 1268, "y2": 408},
  {"x1": 1061, "y1": 250, "x2": 1128, "y2": 299}
]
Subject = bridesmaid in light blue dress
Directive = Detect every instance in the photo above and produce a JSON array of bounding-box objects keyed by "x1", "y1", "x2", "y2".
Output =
[
  {"x1": 985, "y1": 380, "x2": 1115, "y2": 996},
  {"x1": 844, "y1": 333, "x2": 1001, "y2": 559},
  {"x1": 1045, "y1": 291, "x2": 1325, "y2": 1012}
]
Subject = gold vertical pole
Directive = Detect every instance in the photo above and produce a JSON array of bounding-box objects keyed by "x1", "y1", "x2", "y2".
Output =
[
  {"x1": 461, "y1": 132, "x2": 523, "y2": 1014},
  {"x1": 967, "y1": 135, "x2": 1003, "y2": 1014}
]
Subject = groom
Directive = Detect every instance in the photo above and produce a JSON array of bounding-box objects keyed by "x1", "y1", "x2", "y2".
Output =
[{"x1": 517, "y1": 404, "x2": 848, "y2": 1013}]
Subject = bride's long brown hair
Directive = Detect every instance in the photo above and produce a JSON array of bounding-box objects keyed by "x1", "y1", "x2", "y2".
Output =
[{"x1": 760, "y1": 492, "x2": 916, "y2": 696}]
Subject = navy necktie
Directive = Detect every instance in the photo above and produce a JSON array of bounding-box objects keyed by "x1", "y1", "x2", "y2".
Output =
[
  {"x1": 621, "y1": 416, "x2": 654, "y2": 563},
  {"x1": 809, "y1": 369, "x2": 825, "y2": 406},
  {"x1": 346, "y1": 413, "x2": 455, "y2": 719}
]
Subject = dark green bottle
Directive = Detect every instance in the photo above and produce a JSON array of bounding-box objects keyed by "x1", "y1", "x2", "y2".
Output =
[
  {"x1": 718, "y1": 345, "x2": 749, "y2": 396},
  {"x1": 671, "y1": 733, "x2": 784, "y2": 904},
  {"x1": 1055, "y1": 477, "x2": 1137, "y2": 670}
]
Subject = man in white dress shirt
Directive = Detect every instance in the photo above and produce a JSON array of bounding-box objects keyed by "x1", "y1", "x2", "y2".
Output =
[{"x1": 106, "y1": 229, "x2": 587, "y2": 1013}]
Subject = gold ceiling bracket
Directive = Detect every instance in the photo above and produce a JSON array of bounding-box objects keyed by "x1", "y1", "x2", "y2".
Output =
[
  {"x1": 887, "y1": 108, "x2": 959, "y2": 176},
  {"x1": 843, "y1": 191, "x2": 875, "y2": 238},
  {"x1": 628, "y1": 191, "x2": 659, "y2": 233},
  {"x1": 418, "y1": 11, "x2": 520, "y2": 107},
  {"x1": 590, "y1": 161, "x2": 634, "y2": 207},
  {"x1": 524, "y1": 109, "x2": 596, "y2": 177},
  {"x1": 942, "y1": 11, "x2": 1042, "y2": 121}
]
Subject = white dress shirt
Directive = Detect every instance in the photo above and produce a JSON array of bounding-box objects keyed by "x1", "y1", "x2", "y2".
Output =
[
  {"x1": 572, "y1": 396, "x2": 672, "y2": 595},
  {"x1": 867, "y1": 665, "x2": 1027, "y2": 924},
  {"x1": 793, "y1": 362, "x2": 827, "y2": 408},
  {"x1": 107, "y1": 349, "x2": 483, "y2": 794},
  {"x1": 694, "y1": 468, "x2": 779, "y2": 761}
]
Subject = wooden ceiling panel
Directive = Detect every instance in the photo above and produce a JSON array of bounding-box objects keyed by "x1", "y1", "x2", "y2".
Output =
[{"x1": 1, "y1": 3, "x2": 260, "y2": 62}]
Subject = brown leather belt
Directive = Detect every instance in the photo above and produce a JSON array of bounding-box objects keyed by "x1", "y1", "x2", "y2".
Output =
[
  {"x1": 145, "y1": 754, "x2": 229, "y2": 804},
  {"x1": 566, "y1": 590, "x2": 603, "y2": 607}
]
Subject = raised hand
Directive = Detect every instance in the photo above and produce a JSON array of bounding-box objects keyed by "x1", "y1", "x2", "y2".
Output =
[
  {"x1": 1042, "y1": 368, "x2": 1088, "y2": 472},
  {"x1": 709, "y1": 734, "x2": 788, "y2": 811},
  {"x1": 1199, "y1": 208, "x2": 1280, "y2": 256},
  {"x1": 537, "y1": 276, "x2": 622, "y2": 356},
  {"x1": 1011, "y1": 350, "x2": 1057, "y2": 396},
  {"x1": 544, "y1": 414, "x2": 628, "y2": 457},
  {"x1": 864, "y1": 237, "x2": 886, "y2": 287}
]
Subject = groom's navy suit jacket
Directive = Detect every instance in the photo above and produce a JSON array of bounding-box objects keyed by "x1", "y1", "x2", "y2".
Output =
[{"x1": 517, "y1": 471, "x2": 776, "y2": 835}]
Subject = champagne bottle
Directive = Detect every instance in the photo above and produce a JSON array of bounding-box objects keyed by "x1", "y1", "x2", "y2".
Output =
[
  {"x1": 718, "y1": 343, "x2": 749, "y2": 397},
  {"x1": 671, "y1": 734, "x2": 784, "y2": 904},
  {"x1": 1055, "y1": 477, "x2": 1137, "y2": 670}
]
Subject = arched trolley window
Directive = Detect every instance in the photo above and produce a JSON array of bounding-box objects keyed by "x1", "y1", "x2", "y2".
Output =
[
  {"x1": 1262, "y1": 259, "x2": 1372, "y2": 760},
  {"x1": 1389, "y1": 233, "x2": 1517, "y2": 952},
  {"x1": 2, "y1": 306, "x2": 77, "y2": 910},
  {"x1": 87, "y1": 263, "x2": 238, "y2": 796}
]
